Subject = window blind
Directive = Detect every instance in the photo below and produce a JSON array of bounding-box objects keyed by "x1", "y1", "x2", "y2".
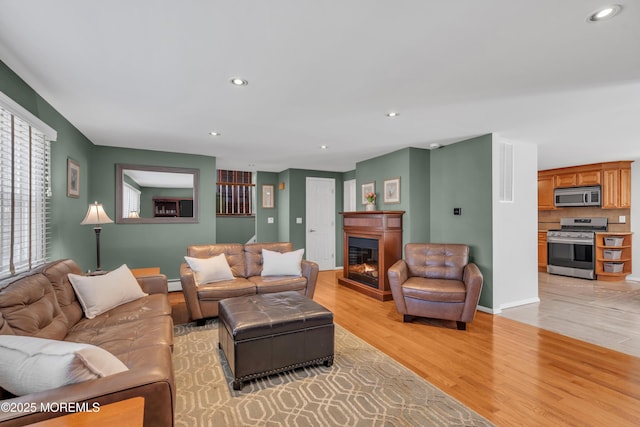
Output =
[{"x1": 0, "y1": 101, "x2": 52, "y2": 278}]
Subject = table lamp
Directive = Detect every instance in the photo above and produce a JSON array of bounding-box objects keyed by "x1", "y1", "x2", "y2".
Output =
[{"x1": 81, "y1": 201, "x2": 113, "y2": 271}]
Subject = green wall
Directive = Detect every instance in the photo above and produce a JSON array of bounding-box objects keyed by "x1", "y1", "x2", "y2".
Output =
[
  {"x1": 285, "y1": 169, "x2": 344, "y2": 262},
  {"x1": 89, "y1": 146, "x2": 216, "y2": 280},
  {"x1": 356, "y1": 147, "x2": 431, "y2": 246},
  {"x1": 255, "y1": 172, "x2": 279, "y2": 242},
  {"x1": 429, "y1": 134, "x2": 493, "y2": 307},
  {"x1": 216, "y1": 217, "x2": 255, "y2": 244},
  {"x1": 1, "y1": 60, "x2": 96, "y2": 269}
]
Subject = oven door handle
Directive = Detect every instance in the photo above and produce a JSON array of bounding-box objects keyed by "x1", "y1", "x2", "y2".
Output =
[{"x1": 548, "y1": 237, "x2": 593, "y2": 245}]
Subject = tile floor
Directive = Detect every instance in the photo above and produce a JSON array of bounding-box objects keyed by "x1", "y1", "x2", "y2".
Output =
[{"x1": 500, "y1": 272, "x2": 640, "y2": 357}]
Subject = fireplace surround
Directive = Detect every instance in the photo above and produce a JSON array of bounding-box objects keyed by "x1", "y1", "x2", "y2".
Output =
[{"x1": 339, "y1": 211, "x2": 404, "y2": 301}]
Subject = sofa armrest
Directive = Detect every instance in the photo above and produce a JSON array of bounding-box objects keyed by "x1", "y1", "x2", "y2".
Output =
[
  {"x1": 0, "y1": 346, "x2": 174, "y2": 427},
  {"x1": 387, "y1": 259, "x2": 409, "y2": 314},
  {"x1": 301, "y1": 259, "x2": 319, "y2": 298},
  {"x1": 136, "y1": 274, "x2": 168, "y2": 295},
  {"x1": 179, "y1": 263, "x2": 203, "y2": 321},
  {"x1": 460, "y1": 262, "x2": 484, "y2": 322}
]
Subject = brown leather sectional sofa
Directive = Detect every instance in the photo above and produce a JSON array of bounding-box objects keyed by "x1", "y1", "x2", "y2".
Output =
[
  {"x1": 180, "y1": 242, "x2": 319, "y2": 322},
  {"x1": 0, "y1": 259, "x2": 175, "y2": 426}
]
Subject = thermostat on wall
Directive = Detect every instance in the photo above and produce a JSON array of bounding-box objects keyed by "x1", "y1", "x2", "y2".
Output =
[{"x1": 453, "y1": 208, "x2": 462, "y2": 216}]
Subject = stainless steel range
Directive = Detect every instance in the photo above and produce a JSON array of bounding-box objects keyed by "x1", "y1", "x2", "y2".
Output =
[{"x1": 547, "y1": 217, "x2": 608, "y2": 280}]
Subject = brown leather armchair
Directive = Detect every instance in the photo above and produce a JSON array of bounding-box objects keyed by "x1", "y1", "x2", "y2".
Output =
[{"x1": 388, "y1": 243, "x2": 483, "y2": 330}]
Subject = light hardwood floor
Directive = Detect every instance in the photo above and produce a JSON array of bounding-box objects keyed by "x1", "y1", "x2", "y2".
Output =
[{"x1": 312, "y1": 270, "x2": 640, "y2": 427}]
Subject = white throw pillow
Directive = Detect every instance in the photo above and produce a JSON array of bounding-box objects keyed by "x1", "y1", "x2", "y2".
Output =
[
  {"x1": 0, "y1": 335, "x2": 128, "y2": 396},
  {"x1": 261, "y1": 248, "x2": 304, "y2": 276},
  {"x1": 68, "y1": 264, "x2": 148, "y2": 319},
  {"x1": 184, "y1": 253, "x2": 234, "y2": 285}
]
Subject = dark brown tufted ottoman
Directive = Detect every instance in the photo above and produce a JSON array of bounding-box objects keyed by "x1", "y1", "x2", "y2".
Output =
[{"x1": 218, "y1": 291, "x2": 334, "y2": 390}]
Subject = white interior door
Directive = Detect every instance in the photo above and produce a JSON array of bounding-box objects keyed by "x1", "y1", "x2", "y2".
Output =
[{"x1": 306, "y1": 177, "x2": 335, "y2": 270}]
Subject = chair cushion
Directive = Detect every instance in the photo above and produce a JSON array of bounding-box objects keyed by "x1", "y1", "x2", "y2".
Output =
[
  {"x1": 405, "y1": 243, "x2": 469, "y2": 281},
  {"x1": 261, "y1": 248, "x2": 304, "y2": 276},
  {"x1": 196, "y1": 278, "x2": 256, "y2": 301},
  {"x1": 186, "y1": 244, "x2": 247, "y2": 278},
  {"x1": 402, "y1": 277, "x2": 466, "y2": 303},
  {"x1": 68, "y1": 265, "x2": 148, "y2": 319},
  {"x1": 0, "y1": 335, "x2": 128, "y2": 396},
  {"x1": 0, "y1": 272, "x2": 68, "y2": 340},
  {"x1": 184, "y1": 253, "x2": 234, "y2": 284},
  {"x1": 244, "y1": 242, "x2": 294, "y2": 277},
  {"x1": 249, "y1": 275, "x2": 307, "y2": 293}
]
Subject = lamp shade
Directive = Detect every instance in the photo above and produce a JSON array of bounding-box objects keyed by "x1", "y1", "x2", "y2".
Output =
[{"x1": 81, "y1": 202, "x2": 114, "y2": 226}]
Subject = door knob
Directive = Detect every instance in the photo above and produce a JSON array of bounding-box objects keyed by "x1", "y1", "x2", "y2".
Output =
[{"x1": 309, "y1": 229, "x2": 317, "y2": 232}]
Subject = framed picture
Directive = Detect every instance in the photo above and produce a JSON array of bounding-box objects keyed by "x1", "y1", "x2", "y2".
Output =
[
  {"x1": 361, "y1": 182, "x2": 375, "y2": 205},
  {"x1": 383, "y1": 177, "x2": 400, "y2": 204},
  {"x1": 67, "y1": 158, "x2": 80, "y2": 198},
  {"x1": 262, "y1": 184, "x2": 274, "y2": 208}
]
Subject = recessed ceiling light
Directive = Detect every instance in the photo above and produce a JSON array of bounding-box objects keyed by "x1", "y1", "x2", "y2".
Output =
[
  {"x1": 319, "y1": 145, "x2": 329, "y2": 150},
  {"x1": 209, "y1": 131, "x2": 221, "y2": 136},
  {"x1": 386, "y1": 112, "x2": 399, "y2": 117},
  {"x1": 230, "y1": 78, "x2": 248, "y2": 86},
  {"x1": 587, "y1": 4, "x2": 622, "y2": 22}
]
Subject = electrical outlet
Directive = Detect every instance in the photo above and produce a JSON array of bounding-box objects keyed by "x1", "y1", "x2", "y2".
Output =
[
  {"x1": 296, "y1": 217, "x2": 303, "y2": 224},
  {"x1": 619, "y1": 215, "x2": 626, "y2": 223},
  {"x1": 267, "y1": 217, "x2": 274, "y2": 224}
]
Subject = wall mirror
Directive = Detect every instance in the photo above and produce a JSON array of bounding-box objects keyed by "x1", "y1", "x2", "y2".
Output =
[{"x1": 115, "y1": 164, "x2": 199, "y2": 224}]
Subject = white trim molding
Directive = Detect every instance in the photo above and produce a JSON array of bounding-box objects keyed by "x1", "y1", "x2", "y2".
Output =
[{"x1": 0, "y1": 91, "x2": 57, "y2": 141}]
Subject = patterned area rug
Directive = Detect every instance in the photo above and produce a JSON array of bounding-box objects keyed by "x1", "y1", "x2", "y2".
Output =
[{"x1": 173, "y1": 320, "x2": 493, "y2": 426}]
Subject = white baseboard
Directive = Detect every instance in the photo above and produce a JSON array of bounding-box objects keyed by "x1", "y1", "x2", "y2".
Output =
[
  {"x1": 477, "y1": 305, "x2": 500, "y2": 314},
  {"x1": 168, "y1": 279, "x2": 182, "y2": 292},
  {"x1": 499, "y1": 297, "x2": 540, "y2": 311},
  {"x1": 477, "y1": 296, "x2": 540, "y2": 315},
  {"x1": 626, "y1": 275, "x2": 640, "y2": 282}
]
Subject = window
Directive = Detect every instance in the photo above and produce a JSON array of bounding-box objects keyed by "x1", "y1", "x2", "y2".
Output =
[
  {"x1": 1, "y1": 92, "x2": 56, "y2": 279},
  {"x1": 122, "y1": 182, "x2": 141, "y2": 218},
  {"x1": 216, "y1": 170, "x2": 254, "y2": 216}
]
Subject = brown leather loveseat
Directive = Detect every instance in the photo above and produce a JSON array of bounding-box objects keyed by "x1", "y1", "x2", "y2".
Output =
[
  {"x1": 388, "y1": 243, "x2": 483, "y2": 330},
  {"x1": 180, "y1": 242, "x2": 319, "y2": 323},
  {"x1": 0, "y1": 259, "x2": 175, "y2": 426}
]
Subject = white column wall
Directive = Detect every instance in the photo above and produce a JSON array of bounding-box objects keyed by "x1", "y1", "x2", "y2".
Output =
[
  {"x1": 491, "y1": 135, "x2": 539, "y2": 312},
  {"x1": 629, "y1": 161, "x2": 640, "y2": 281}
]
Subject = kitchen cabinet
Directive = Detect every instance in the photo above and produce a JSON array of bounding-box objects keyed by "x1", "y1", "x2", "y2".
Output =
[
  {"x1": 602, "y1": 163, "x2": 632, "y2": 209},
  {"x1": 537, "y1": 175, "x2": 555, "y2": 210},
  {"x1": 554, "y1": 170, "x2": 600, "y2": 188},
  {"x1": 595, "y1": 232, "x2": 632, "y2": 281},
  {"x1": 538, "y1": 231, "x2": 547, "y2": 272},
  {"x1": 538, "y1": 161, "x2": 632, "y2": 210}
]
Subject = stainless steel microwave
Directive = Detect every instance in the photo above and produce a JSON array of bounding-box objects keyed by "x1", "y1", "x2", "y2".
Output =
[{"x1": 554, "y1": 186, "x2": 601, "y2": 207}]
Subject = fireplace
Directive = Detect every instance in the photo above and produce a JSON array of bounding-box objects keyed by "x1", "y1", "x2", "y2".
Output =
[
  {"x1": 338, "y1": 211, "x2": 404, "y2": 301},
  {"x1": 347, "y1": 237, "x2": 379, "y2": 288}
]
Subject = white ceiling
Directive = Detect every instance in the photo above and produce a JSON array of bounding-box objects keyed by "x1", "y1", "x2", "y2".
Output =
[
  {"x1": 124, "y1": 170, "x2": 193, "y2": 189},
  {"x1": 1, "y1": 0, "x2": 639, "y2": 173}
]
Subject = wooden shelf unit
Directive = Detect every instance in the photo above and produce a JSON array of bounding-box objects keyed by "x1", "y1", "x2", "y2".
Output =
[
  {"x1": 153, "y1": 197, "x2": 192, "y2": 217},
  {"x1": 595, "y1": 232, "x2": 633, "y2": 281}
]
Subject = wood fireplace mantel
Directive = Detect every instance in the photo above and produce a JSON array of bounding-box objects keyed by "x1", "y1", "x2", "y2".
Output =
[{"x1": 338, "y1": 211, "x2": 404, "y2": 301}]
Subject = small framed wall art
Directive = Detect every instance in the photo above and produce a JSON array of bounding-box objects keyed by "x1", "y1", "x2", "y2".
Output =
[
  {"x1": 67, "y1": 158, "x2": 80, "y2": 198},
  {"x1": 262, "y1": 184, "x2": 274, "y2": 208},
  {"x1": 361, "y1": 182, "x2": 375, "y2": 205},
  {"x1": 383, "y1": 177, "x2": 400, "y2": 204}
]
